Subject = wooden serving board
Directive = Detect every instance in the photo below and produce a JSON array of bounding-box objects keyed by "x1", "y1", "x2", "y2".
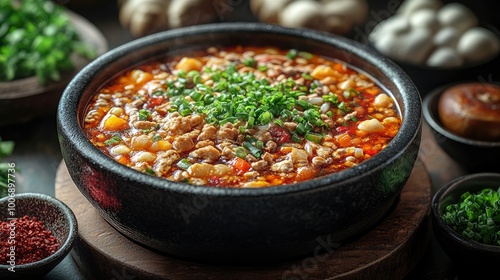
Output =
[{"x1": 55, "y1": 159, "x2": 431, "y2": 280}]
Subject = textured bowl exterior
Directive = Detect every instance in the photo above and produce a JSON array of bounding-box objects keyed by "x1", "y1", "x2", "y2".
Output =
[
  {"x1": 423, "y1": 84, "x2": 500, "y2": 173},
  {"x1": 57, "y1": 23, "x2": 422, "y2": 262},
  {"x1": 432, "y1": 173, "x2": 500, "y2": 272},
  {"x1": 0, "y1": 193, "x2": 77, "y2": 279}
]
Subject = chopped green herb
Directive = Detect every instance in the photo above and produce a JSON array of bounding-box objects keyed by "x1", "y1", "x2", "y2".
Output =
[
  {"x1": 286, "y1": 49, "x2": 298, "y2": 59},
  {"x1": 104, "y1": 135, "x2": 121, "y2": 146},
  {"x1": 176, "y1": 158, "x2": 192, "y2": 170},
  {"x1": 305, "y1": 131, "x2": 323, "y2": 143},
  {"x1": 0, "y1": 0, "x2": 96, "y2": 84},
  {"x1": 242, "y1": 141, "x2": 262, "y2": 159},
  {"x1": 243, "y1": 58, "x2": 256, "y2": 67},
  {"x1": 138, "y1": 109, "x2": 151, "y2": 120},
  {"x1": 441, "y1": 186, "x2": 500, "y2": 245}
]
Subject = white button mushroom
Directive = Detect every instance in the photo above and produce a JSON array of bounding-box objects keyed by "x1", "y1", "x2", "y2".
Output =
[
  {"x1": 426, "y1": 47, "x2": 463, "y2": 67},
  {"x1": 397, "y1": 28, "x2": 435, "y2": 64},
  {"x1": 369, "y1": 16, "x2": 410, "y2": 43},
  {"x1": 397, "y1": 0, "x2": 442, "y2": 16},
  {"x1": 279, "y1": 0, "x2": 322, "y2": 29},
  {"x1": 409, "y1": 9, "x2": 439, "y2": 32},
  {"x1": 457, "y1": 27, "x2": 500, "y2": 63},
  {"x1": 437, "y1": 3, "x2": 478, "y2": 33},
  {"x1": 433, "y1": 26, "x2": 460, "y2": 47}
]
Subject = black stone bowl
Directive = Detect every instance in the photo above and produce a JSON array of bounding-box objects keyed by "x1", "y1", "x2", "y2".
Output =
[
  {"x1": 422, "y1": 83, "x2": 500, "y2": 173},
  {"x1": 0, "y1": 193, "x2": 77, "y2": 279},
  {"x1": 57, "y1": 23, "x2": 422, "y2": 263},
  {"x1": 431, "y1": 173, "x2": 500, "y2": 277}
]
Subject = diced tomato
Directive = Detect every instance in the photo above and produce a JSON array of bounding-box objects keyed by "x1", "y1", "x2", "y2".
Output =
[
  {"x1": 366, "y1": 149, "x2": 378, "y2": 156},
  {"x1": 207, "y1": 176, "x2": 222, "y2": 186},
  {"x1": 230, "y1": 157, "x2": 251, "y2": 175},
  {"x1": 336, "y1": 126, "x2": 355, "y2": 134},
  {"x1": 269, "y1": 125, "x2": 291, "y2": 144},
  {"x1": 148, "y1": 96, "x2": 164, "y2": 108}
]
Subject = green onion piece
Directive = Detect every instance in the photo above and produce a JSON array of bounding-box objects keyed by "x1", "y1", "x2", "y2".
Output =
[
  {"x1": 243, "y1": 58, "x2": 256, "y2": 67},
  {"x1": 190, "y1": 90, "x2": 203, "y2": 101},
  {"x1": 286, "y1": 49, "x2": 298, "y2": 59},
  {"x1": 257, "y1": 111, "x2": 272, "y2": 125},
  {"x1": 258, "y1": 65, "x2": 268, "y2": 72},
  {"x1": 296, "y1": 123, "x2": 307, "y2": 135},
  {"x1": 305, "y1": 132, "x2": 323, "y2": 143},
  {"x1": 235, "y1": 146, "x2": 247, "y2": 159},
  {"x1": 145, "y1": 168, "x2": 155, "y2": 175},
  {"x1": 242, "y1": 141, "x2": 262, "y2": 158},
  {"x1": 177, "y1": 159, "x2": 192, "y2": 170},
  {"x1": 291, "y1": 132, "x2": 303, "y2": 143},
  {"x1": 298, "y1": 51, "x2": 313, "y2": 59},
  {"x1": 273, "y1": 118, "x2": 284, "y2": 127},
  {"x1": 138, "y1": 109, "x2": 151, "y2": 120},
  {"x1": 104, "y1": 135, "x2": 121, "y2": 146}
]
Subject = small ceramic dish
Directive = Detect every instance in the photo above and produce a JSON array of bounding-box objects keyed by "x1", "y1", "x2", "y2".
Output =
[
  {"x1": 422, "y1": 82, "x2": 500, "y2": 172},
  {"x1": 432, "y1": 173, "x2": 500, "y2": 275},
  {"x1": 0, "y1": 193, "x2": 77, "y2": 279}
]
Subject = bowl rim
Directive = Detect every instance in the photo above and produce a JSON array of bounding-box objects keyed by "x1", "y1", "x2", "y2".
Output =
[
  {"x1": 432, "y1": 172, "x2": 500, "y2": 252},
  {"x1": 422, "y1": 81, "x2": 500, "y2": 147},
  {"x1": 57, "y1": 22, "x2": 422, "y2": 197},
  {"x1": 0, "y1": 192, "x2": 78, "y2": 270}
]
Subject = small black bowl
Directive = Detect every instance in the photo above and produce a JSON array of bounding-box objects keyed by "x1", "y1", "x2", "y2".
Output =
[
  {"x1": 0, "y1": 193, "x2": 77, "y2": 279},
  {"x1": 432, "y1": 173, "x2": 500, "y2": 276},
  {"x1": 422, "y1": 83, "x2": 500, "y2": 173}
]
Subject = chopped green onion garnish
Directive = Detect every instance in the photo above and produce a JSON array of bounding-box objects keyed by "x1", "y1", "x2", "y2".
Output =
[
  {"x1": 242, "y1": 141, "x2": 262, "y2": 158},
  {"x1": 286, "y1": 49, "x2": 298, "y2": 59},
  {"x1": 305, "y1": 131, "x2": 323, "y2": 143},
  {"x1": 176, "y1": 158, "x2": 192, "y2": 170},
  {"x1": 441, "y1": 186, "x2": 500, "y2": 245},
  {"x1": 104, "y1": 135, "x2": 121, "y2": 146},
  {"x1": 138, "y1": 109, "x2": 151, "y2": 120}
]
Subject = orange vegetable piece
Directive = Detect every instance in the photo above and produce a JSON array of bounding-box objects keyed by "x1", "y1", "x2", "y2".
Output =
[
  {"x1": 336, "y1": 133, "x2": 352, "y2": 147},
  {"x1": 295, "y1": 166, "x2": 318, "y2": 182},
  {"x1": 102, "y1": 115, "x2": 128, "y2": 131},
  {"x1": 231, "y1": 157, "x2": 251, "y2": 175}
]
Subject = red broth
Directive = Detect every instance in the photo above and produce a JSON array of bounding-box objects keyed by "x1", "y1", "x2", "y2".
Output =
[{"x1": 83, "y1": 46, "x2": 401, "y2": 188}]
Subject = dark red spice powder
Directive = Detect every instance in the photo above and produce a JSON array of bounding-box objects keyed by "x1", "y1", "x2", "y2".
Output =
[{"x1": 1, "y1": 215, "x2": 59, "y2": 265}]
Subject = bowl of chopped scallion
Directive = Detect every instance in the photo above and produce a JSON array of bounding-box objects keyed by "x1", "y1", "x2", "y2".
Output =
[
  {"x1": 0, "y1": 0, "x2": 108, "y2": 126},
  {"x1": 432, "y1": 173, "x2": 500, "y2": 273}
]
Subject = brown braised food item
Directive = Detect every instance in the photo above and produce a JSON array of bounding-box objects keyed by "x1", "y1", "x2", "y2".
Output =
[{"x1": 438, "y1": 83, "x2": 500, "y2": 141}]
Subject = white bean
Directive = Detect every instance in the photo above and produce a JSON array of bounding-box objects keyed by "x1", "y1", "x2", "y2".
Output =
[
  {"x1": 187, "y1": 163, "x2": 213, "y2": 178},
  {"x1": 110, "y1": 145, "x2": 131, "y2": 156},
  {"x1": 357, "y1": 119, "x2": 385, "y2": 133},
  {"x1": 131, "y1": 151, "x2": 156, "y2": 163},
  {"x1": 373, "y1": 93, "x2": 393, "y2": 109}
]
